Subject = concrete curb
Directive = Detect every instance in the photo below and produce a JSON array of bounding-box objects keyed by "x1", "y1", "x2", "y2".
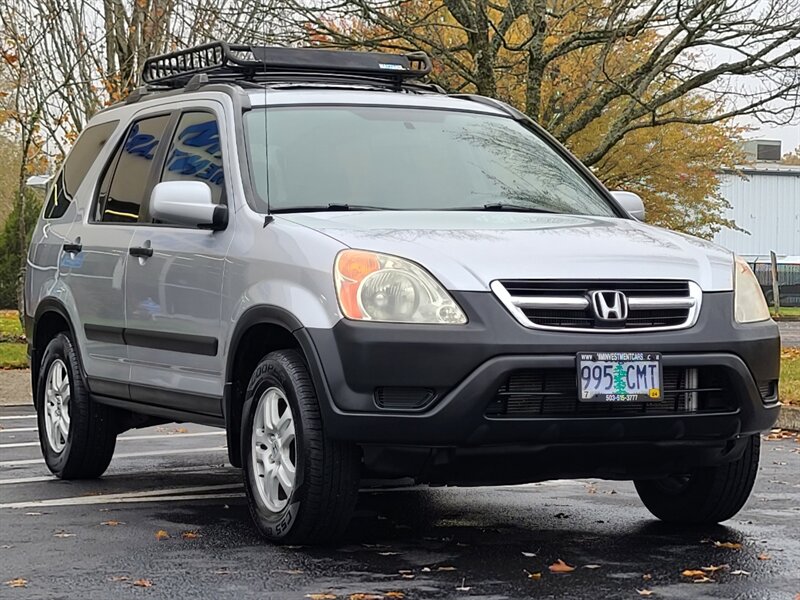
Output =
[
  {"x1": 0, "y1": 368, "x2": 31, "y2": 407},
  {"x1": 776, "y1": 405, "x2": 800, "y2": 432}
]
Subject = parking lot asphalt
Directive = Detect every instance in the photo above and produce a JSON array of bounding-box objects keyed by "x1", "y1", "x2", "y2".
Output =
[
  {"x1": 1, "y1": 404, "x2": 799, "y2": 600},
  {"x1": 779, "y1": 320, "x2": 800, "y2": 347}
]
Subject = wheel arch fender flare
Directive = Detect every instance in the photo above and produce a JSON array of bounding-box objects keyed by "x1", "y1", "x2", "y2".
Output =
[
  {"x1": 223, "y1": 304, "x2": 328, "y2": 468},
  {"x1": 30, "y1": 298, "x2": 86, "y2": 408}
]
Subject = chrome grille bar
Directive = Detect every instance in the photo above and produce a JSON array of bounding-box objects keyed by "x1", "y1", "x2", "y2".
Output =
[{"x1": 492, "y1": 280, "x2": 702, "y2": 333}]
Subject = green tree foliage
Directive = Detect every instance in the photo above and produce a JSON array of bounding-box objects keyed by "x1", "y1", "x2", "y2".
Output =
[{"x1": 0, "y1": 190, "x2": 41, "y2": 309}]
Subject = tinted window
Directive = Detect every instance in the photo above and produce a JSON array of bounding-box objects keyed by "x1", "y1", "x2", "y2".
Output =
[
  {"x1": 95, "y1": 115, "x2": 171, "y2": 223},
  {"x1": 244, "y1": 107, "x2": 615, "y2": 216},
  {"x1": 161, "y1": 112, "x2": 224, "y2": 204},
  {"x1": 43, "y1": 121, "x2": 118, "y2": 220}
]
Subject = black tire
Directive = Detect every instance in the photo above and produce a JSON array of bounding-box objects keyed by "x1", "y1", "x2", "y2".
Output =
[
  {"x1": 634, "y1": 435, "x2": 761, "y2": 524},
  {"x1": 36, "y1": 333, "x2": 117, "y2": 479},
  {"x1": 241, "y1": 349, "x2": 360, "y2": 544}
]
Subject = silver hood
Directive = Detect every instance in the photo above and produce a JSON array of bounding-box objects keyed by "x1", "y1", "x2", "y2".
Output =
[{"x1": 279, "y1": 211, "x2": 734, "y2": 292}]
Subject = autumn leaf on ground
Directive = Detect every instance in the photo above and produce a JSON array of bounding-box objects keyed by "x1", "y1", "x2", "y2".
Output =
[
  {"x1": 102, "y1": 520, "x2": 124, "y2": 526},
  {"x1": 305, "y1": 594, "x2": 337, "y2": 600},
  {"x1": 642, "y1": 574, "x2": 652, "y2": 581},
  {"x1": 4, "y1": 578, "x2": 27, "y2": 588},
  {"x1": 701, "y1": 564, "x2": 728, "y2": 573},
  {"x1": 437, "y1": 566, "x2": 457, "y2": 571},
  {"x1": 384, "y1": 593, "x2": 405, "y2": 599},
  {"x1": 132, "y1": 579, "x2": 153, "y2": 588},
  {"x1": 155, "y1": 530, "x2": 170, "y2": 540},
  {"x1": 713, "y1": 541, "x2": 742, "y2": 550},
  {"x1": 181, "y1": 531, "x2": 200, "y2": 540},
  {"x1": 636, "y1": 590, "x2": 655, "y2": 597},
  {"x1": 757, "y1": 553, "x2": 771, "y2": 561},
  {"x1": 693, "y1": 577, "x2": 714, "y2": 583},
  {"x1": 583, "y1": 564, "x2": 601, "y2": 569},
  {"x1": 348, "y1": 594, "x2": 382, "y2": 600},
  {"x1": 730, "y1": 570, "x2": 751, "y2": 576},
  {"x1": 681, "y1": 570, "x2": 706, "y2": 578},
  {"x1": 109, "y1": 575, "x2": 130, "y2": 582},
  {"x1": 549, "y1": 559, "x2": 576, "y2": 573},
  {"x1": 53, "y1": 531, "x2": 76, "y2": 538},
  {"x1": 524, "y1": 570, "x2": 542, "y2": 580}
]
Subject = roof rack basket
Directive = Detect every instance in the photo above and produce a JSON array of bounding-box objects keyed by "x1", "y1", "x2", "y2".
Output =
[{"x1": 141, "y1": 42, "x2": 433, "y2": 90}]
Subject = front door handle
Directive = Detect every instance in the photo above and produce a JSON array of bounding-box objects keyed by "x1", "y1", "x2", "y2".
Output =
[
  {"x1": 129, "y1": 246, "x2": 153, "y2": 258},
  {"x1": 63, "y1": 242, "x2": 82, "y2": 253}
]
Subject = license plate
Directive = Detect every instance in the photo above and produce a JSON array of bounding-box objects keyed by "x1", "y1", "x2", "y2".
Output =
[{"x1": 577, "y1": 352, "x2": 662, "y2": 402}]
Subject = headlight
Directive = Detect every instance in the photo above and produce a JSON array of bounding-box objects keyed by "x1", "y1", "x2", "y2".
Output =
[
  {"x1": 734, "y1": 256, "x2": 771, "y2": 323},
  {"x1": 334, "y1": 250, "x2": 467, "y2": 324}
]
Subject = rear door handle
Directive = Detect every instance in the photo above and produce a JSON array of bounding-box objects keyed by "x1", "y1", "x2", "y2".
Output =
[
  {"x1": 129, "y1": 246, "x2": 153, "y2": 258},
  {"x1": 63, "y1": 242, "x2": 82, "y2": 253}
]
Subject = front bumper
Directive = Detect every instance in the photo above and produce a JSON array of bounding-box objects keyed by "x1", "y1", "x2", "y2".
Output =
[{"x1": 301, "y1": 291, "x2": 781, "y2": 448}]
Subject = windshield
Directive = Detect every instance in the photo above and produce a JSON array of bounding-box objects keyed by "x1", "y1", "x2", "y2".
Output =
[{"x1": 243, "y1": 106, "x2": 616, "y2": 216}]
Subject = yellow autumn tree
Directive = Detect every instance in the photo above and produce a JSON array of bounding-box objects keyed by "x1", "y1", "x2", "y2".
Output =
[{"x1": 291, "y1": 0, "x2": 800, "y2": 238}]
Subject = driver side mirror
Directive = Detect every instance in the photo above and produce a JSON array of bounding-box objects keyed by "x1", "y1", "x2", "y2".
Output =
[
  {"x1": 150, "y1": 181, "x2": 228, "y2": 230},
  {"x1": 610, "y1": 191, "x2": 645, "y2": 221}
]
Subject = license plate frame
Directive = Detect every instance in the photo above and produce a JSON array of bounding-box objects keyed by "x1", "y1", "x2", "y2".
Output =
[{"x1": 576, "y1": 352, "x2": 663, "y2": 403}]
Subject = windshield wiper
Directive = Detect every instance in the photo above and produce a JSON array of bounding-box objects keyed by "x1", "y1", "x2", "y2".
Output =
[
  {"x1": 445, "y1": 203, "x2": 560, "y2": 214},
  {"x1": 270, "y1": 203, "x2": 392, "y2": 213}
]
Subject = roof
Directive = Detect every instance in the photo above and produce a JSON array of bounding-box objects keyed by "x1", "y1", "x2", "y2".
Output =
[{"x1": 724, "y1": 163, "x2": 800, "y2": 177}]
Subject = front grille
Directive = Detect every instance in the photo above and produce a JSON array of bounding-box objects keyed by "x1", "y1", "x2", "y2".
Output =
[
  {"x1": 491, "y1": 280, "x2": 701, "y2": 333},
  {"x1": 485, "y1": 367, "x2": 733, "y2": 417}
]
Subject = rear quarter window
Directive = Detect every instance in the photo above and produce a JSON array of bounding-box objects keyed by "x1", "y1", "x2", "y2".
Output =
[{"x1": 43, "y1": 120, "x2": 119, "y2": 220}]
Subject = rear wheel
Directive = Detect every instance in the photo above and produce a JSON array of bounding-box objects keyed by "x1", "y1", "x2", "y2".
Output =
[
  {"x1": 36, "y1": 333, "x2": 117, "y2": 479},
  {"x1": 241, "y1": 349, "x2": 360, "y2": 544},
  {"x1": 634, "y1": 435, "x2": 760, "y2": 524}
]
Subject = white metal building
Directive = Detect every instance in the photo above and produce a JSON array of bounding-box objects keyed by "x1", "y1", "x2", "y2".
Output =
[{"x1": 712, "y1": 163, "x2": 800, "y2": 260}]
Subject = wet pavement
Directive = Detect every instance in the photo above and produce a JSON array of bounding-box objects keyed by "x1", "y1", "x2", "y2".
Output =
[
  {"x1": 779, "y1": 321, "x2": 800, "y2": 347},
  {"x1": 1, "y1": 404, "x2": 799, "y2": 599}
]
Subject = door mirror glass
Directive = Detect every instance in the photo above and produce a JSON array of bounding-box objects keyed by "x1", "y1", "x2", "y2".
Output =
[
  {"x1": 610, "y1": 190, "x2": 645, "y2": 221},
  {"x1": 150, "y1": 181, "x2": 227, "y2": 230}
]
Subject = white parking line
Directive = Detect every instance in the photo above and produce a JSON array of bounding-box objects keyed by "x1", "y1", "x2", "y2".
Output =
[
  {"x1": 0, "y1": 415, "x2": 35, "y2": 420},
  {"x1": 0, "y1": 430, "x2": 225, "y2": 449},
  {"x1": 0, "y1": 464, "x2": 237, "y2": 486},
  {"x1": 0, "y1": 483, "x2": 244, "y2": 509},
  {"x1": 0, "y1": 446, "x2": 227, "y2": 467},
  {"x1": 0, "y1": 427, "x2": 37, "y2": 433}
]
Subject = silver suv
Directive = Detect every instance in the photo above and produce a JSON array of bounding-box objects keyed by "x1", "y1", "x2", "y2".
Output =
[{"x1": 25, "y1": 42, "x2": 781, "y2": 543}]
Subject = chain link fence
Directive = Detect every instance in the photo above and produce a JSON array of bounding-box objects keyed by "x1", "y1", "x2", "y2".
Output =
[{"x1": 751, "y1": 261, "x2": 800, "y2": 308}]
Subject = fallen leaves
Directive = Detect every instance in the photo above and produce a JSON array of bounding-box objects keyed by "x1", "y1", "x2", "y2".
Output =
[
  {"x1": 109, "y1": 575, "x2": 130, "y2": 582},
  {"x1": 583, "y1": 564, "x2": 602, "y2": 570},
  {"x1": 4, "y1": 578, "x2": 27, "y2": 588},
  {"x1": 524, "y1": 570, "x2": 542, "y2": 580},
  {"x1": 681, "y1": 570, "x2": 706, "y2": 578},
  {"x1": 757, "y1": 552, "x2": 771, "y2": 561},
  {"x1": 636, "y1": 590, "x2": 655, "y2": 597},
  {"x1": 53, "y1": 531, "x2": 76, "y2": 538},
  {"x1": 384, "y1": 593, "x2": 405, "y2": 599},
  {"x1": 348, "y1": 594, "x2": 383, "y2": 600},
  {"x1": 701, "y1": 564, "x2": 728, "y2": 573},
  {"x1": 132, "y1": 579, "x2": 153, "y2": 588},
  {"x1": 181, "y1": 531, "x2": 200, "y2": 540},
  {"x1": 305, "y1": 595, "x2": 337, "y2": 600},
  {"x1": 101, "y1": 520, "x2": 124, "y2": 526},
  {"x1": 730, "y1": 570, "x2": 751, "y2": 576},
  {"x1": 713, "y1": 541, "x2": 742, "y2": 550},
  {"x1": 154, "y1": 529, "x2": 170, "y2": 541},
  {"x1": 548, "y1": 559, "x2": 576, "y2": 573}
]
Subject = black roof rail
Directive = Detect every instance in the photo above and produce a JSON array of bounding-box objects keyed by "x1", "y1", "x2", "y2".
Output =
[{"x1": 141, "y1": 41, "x2": 433, "y2": 91}]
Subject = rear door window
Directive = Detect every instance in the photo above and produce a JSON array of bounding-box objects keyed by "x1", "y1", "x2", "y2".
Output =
[
  {"x1": 160, "y1": 111, "x2": 225, "y2": 205},
  {"x1": 43, "y1": 121, "x2": 119, "y2": 220},
  {"x1": 94, "y1": 114, "x2": 172, "y2": 223}
]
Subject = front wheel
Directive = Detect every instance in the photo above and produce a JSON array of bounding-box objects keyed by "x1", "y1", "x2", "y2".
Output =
[
  {"x1": 241, "y1": 349, "x2": 360, "y2": 544},
  {"x1": 634, "y1": 435, "x2": 761, "y2": 524}
]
